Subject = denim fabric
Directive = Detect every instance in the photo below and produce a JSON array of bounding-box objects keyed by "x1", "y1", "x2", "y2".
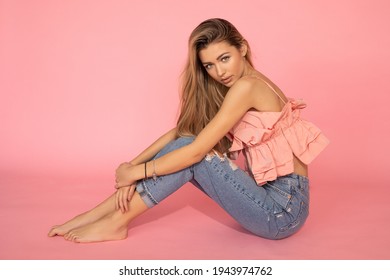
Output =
[{"x1": 136, "y1": 137, "x2": 309, "y2": 240}]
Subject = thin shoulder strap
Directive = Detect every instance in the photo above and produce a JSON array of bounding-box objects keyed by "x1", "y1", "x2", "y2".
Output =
[{"x1": 258, "y1": 76, "x2": 287, "y2": 104}]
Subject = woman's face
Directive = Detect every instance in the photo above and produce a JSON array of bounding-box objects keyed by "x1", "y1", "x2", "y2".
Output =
[{"x1": 198, "y1": 40, "x2": 247, "y2": 87}]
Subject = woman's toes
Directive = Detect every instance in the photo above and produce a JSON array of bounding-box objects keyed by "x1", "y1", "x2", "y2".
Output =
[
  {"x1": 64, "y1": 232, "x2": 71, "y2": 240},
  {"x1": 48, "y1": 226, "x2": 59, "y2": 237},
  {"x1": 64, "y1": 231, "x2": 79, "y2": 242}
]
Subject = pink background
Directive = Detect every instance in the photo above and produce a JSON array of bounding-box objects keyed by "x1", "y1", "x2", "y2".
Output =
[{"x1": 1, "y1": 0, "x2": 389, "y2": 259}]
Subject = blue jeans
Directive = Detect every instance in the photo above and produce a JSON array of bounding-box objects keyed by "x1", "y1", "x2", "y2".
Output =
[{"x1": 136, "y1": 137, "x2": 310, "y2": 240}]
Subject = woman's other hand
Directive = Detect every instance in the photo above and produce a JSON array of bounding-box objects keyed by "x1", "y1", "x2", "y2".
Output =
[
  {"x1": 115, "y1": 184, "x2": 136, "y2": 213},
  {"x1": 115, "y1": 162, "x2": 135, "y2": 188}
]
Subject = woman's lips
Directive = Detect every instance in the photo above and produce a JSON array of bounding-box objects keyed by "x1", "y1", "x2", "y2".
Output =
[{"x1": 221, "y1": 76, "x2": 232, "y2": 84}]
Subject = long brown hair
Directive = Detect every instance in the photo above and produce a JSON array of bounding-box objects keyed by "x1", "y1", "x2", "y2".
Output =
[{"x1": 176, "y1": 18, "x2": 254, "y2": 154}]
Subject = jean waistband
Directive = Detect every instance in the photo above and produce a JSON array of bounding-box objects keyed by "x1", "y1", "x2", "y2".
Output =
[{"x1": 278, "y1": 173, "x2": 309, "y2": 186}]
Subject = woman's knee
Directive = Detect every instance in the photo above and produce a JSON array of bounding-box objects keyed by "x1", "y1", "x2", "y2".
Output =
[{"x1": 155, "y1": 136, "x2": 195, "y2": 158}]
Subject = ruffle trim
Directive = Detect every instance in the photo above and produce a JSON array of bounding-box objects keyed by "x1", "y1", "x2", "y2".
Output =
[{"x1": 228, "y1": 99, "x2": 329, "y2": 185}]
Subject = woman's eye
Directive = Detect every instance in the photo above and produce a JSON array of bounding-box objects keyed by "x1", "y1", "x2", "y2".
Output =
[
  {"x1": 221, "y1": 56, "x2": 230, "y2": 62},
  {"x1": 204, "y1": 64, "x2": 212, "y2": 70}
]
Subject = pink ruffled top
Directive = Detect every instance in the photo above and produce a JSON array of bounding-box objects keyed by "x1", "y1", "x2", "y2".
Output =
[{"x1": 228, "y1": 98, "x2": 329, "y2": 185}]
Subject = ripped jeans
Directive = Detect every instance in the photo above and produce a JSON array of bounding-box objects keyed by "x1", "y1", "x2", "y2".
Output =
[{"x1": 136, "y1": 137, "x2": 310, "y2": 239}]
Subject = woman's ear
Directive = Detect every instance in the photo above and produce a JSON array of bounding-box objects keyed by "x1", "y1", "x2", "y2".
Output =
[{"x1": 240, "y1": 43, "x2": 248, "y2": 57}]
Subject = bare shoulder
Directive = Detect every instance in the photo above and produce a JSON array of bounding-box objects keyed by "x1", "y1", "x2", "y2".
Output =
[
  {"x1": 224, "y1": 76, "x2": 273, "y2": 109},
  {"x1": 227, "y1": 76, "x2": 259, "y2": 99},
  {"x1": 235, "y1": 75, "x2": 276, "y2": 94},
  {"x1": 236, "y1": 75, "x2": 288, "y2": 111}
]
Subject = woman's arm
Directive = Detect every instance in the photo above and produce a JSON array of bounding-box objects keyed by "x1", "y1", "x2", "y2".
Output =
[
  {"x1": 116, "y1": 79, "x2": 256, "y2": 187},
  {"x1": 128, "y1": 127, "x2": 178, "y2": 165},
  {"x1": 114, "y1": 127, "x2": 178, "y2": 212}
]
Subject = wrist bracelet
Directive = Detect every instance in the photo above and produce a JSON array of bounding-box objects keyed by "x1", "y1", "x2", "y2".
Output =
[{"x1": 144, "y1": 162, "x2": 147, "y2": 180}]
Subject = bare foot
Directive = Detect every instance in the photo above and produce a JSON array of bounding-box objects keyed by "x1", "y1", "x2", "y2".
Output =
[
  {"x1": 63, "y1": 212, "x2": 128, "y2": 243},
  {"x1": 48, "y1": 212, "x2": 101, "y2": 237},
  {"x1": 48, "y1": 194, "x2": 117, "y2": 237},
  {"x1": 48, "y1": 225, "x2": 68, "y2": 237}
]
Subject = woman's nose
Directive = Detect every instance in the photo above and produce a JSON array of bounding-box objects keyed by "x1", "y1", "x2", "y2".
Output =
[{"x1": 215, "y1": 64, "x2": 225, "y2": 77}]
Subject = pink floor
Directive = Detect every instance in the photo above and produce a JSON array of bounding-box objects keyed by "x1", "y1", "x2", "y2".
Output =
[
  {"x1": 1, "y1": 0, "x2": 390, "y2": 261},
  {"x1": 1, "y1": 164, "x2": 389, "y2": 260}
]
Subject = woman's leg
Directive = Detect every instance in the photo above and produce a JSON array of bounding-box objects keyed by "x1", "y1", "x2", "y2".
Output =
[
  {"x1": 128, "y1": 139, "x2": 272, "y2": 237},
  {"x1": 112, "y1": 138, "x2": 272, "y2": 237},
  {"x1": 192, "y1": 154, "x2": 310, "y2": 239},
  {"x1": 58, "y1": 137, "x2": 196, "y2": 242},
  {"x1": 136, "y1": 145, "x2": 309, "y2": 239},
  {"x1": 53, "y1": 136, "x2": 308, "y2": 242},
  {"x1": 63, "y1": 191, "x2": 148, "y2": 243},
  {"x1": 48, "y1": 192, "x2": 118, "y2": 237}
]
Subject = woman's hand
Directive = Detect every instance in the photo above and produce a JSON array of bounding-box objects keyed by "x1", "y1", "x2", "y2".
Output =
[
  {"x1": 115, "y1": 184, "x2": 136, "y2": 213},
  {"x1": 115, "y1": 162, "x2": 136, "y2": 188}
]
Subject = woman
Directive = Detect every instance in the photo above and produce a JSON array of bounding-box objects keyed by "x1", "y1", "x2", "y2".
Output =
[{"x1": 48, "y1": 18, "x2": 328, "y2": 243}]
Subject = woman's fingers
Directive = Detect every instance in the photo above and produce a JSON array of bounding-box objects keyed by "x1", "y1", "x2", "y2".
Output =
[
  {"x1": 121, "y1": 187, "x2": 130, "y2": 213},
  {"x1": 128, "y1": 185, "x2": 136, "y2": 202},
  {"x1": 115, "y1": 184, "x2": 135, "y2": 213},
  {"x1": 115, "y1": 190, "x2": 120, "y2": 211},
  {"x1": 116, "y1": 187, "x2": 125, "y2": 211},
  {"x1": 119, "y1": 189, "x2": 125, "y2": 213},
  {"x1": 123, "y1": 188, "x2": 129, "y2": 212}
]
